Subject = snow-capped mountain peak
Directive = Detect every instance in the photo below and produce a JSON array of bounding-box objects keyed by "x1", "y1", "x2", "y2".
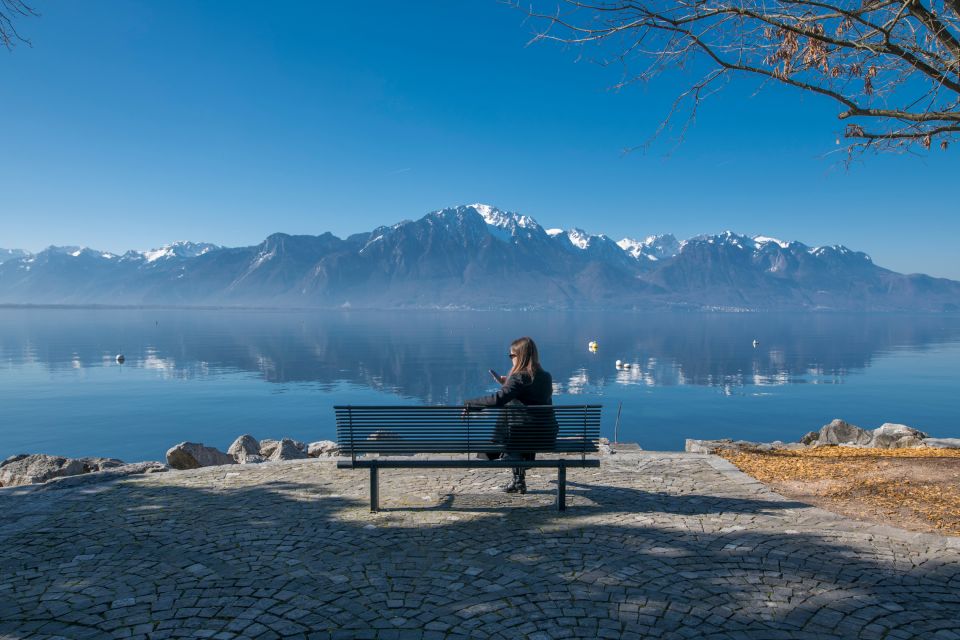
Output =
[
  {"x1": 141, "y1": 241, "x2": 220, "y2": 263},
  {"x1": 617, "y1": 237, "x2": 643, "y2": 258},
  {"x1": 618, "y1": 234, "x2": 680, "y2": 261},
  {"x1": 809, "y1": 245, "x2": 872, "y2": 262},
  {"x1": 40, "y1": 246, "x2": 116, "y2": 260},
  {"x1": 753, "y1": 235, "x2": 790, "y2": 249},
  {"x1": 466, "y1": 203, "x2": 540, "y2": 231},
  {"x1": 0, "y1": 248, "x2": 30, "y2": 265},
  {"x1": 566, "y1": 228, "x2": 592, "y2": 250}
]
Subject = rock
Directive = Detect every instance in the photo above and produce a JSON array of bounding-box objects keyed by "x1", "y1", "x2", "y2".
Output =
[
  {"x1": 1, "y1": 454, "x2": 29, "y2": 469},
  {"x1": 799, "y1": 431, "x2": 819, "y2": 445},
  {"x1": 269, "y1": 438, "x2": 309, "y2": 461},
  {"x1": 685, "y1": 439, "x2": 731, "y2": 454},
  {"x1": 367, "y1": 430, "x2": 401, "y2": 442},
  {"x1": 598, "y1": 437, "x2": 615, "y2": 456},
  {"x1": 228, "y1": 435, "x2": 264, "y2": 464},
  {"x1": 165, "y1": 442, "x2": 236, "y2": 470},
  {"x1": 40, "y1": 462, "x2": 168, "y2": 490},
  {"x1": 893, "y1": 435, "x2": 925, "y2": 448},
  {"x1": 260, "y1": 438, "x2": 307, "y2": 457},
  {"x1": 307, "y1": 440, "x2": 339, "y2": 458},
  {"x1": 924, "y1": 438, "x2": 960, "y2": 449},
  {"x1": 817, "y1": 419, "x2": 873, "y2": 446},
  {"x1": 258, "y1": 439, "x2": 280, "y2": 458},
  {"x1": 870, "y1": 423, "x2": 929, "y2": 448},
  {"x1": 365, "y1": 430, "x2": 405, "y2": 455},
  {"x1": 78, "y1": 457, "x2": 126, "y2": 472},
  {"x1": 0, "y1": 454, "x2": 88, "y2": 487}
]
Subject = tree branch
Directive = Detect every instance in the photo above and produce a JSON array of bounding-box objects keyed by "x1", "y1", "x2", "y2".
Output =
[
  {"x1": 524, "y1": 0, "x2": 960, "y2": 153},
  {"x1": 0, "y1": 0, "x2": 37, "y2": 50},
  {"x1": 903, "y1": 0, "x2": 960, "y2": 73}
]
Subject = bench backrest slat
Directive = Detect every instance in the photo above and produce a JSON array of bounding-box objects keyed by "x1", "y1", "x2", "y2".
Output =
[{"x1": 335, "y1": 405, "x2": 600, "y2": 456}]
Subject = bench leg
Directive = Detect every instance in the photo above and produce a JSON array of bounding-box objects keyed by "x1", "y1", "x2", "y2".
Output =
[
  {"x1": 557, "y1": 462, "x2": 566, "y2": 512},
  {"x1": 370, "y1": 464, "x2": 379, "y2": 512}
]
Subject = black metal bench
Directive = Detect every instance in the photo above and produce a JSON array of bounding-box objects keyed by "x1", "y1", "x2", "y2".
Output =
[{"x1": 335, "y1": 405, "x2": 601, "y2": 512}]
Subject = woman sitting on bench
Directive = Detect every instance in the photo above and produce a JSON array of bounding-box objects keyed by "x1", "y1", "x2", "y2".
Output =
[{"x1": 465, "y1": 336, "x2": 554, "y2": 494}]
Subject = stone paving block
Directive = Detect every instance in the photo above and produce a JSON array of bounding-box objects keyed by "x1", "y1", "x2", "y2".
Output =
[{"x1": 2, "y1": 454, "x2": 960, "y2": 639}]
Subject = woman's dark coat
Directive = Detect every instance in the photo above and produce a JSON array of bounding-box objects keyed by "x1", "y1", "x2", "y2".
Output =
[{"x1": 465, "y1": 371, "x2": 556, "y2": 454}]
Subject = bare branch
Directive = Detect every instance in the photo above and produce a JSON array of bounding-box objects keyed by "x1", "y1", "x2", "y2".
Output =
[
  {"x1": 0, "y1": 0, "x2": 37, "y2": 50},
  {"x1": 523, "y1": 0, "x2": 960, "y2": 155}
]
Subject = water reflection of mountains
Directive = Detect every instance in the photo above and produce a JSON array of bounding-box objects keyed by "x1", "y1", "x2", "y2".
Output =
[{"x1": 1, "y1": 309, "x2": 958, "y2": 402}]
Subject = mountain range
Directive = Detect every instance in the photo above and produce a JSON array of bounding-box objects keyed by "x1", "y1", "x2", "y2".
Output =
[{"x1": 2, "y1": 204, "x2": 958, "y2": 311}]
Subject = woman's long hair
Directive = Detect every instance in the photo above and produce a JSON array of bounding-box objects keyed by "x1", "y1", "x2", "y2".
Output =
[{"x1": 509, "y1": 336, "x2": 543, "y2": 378}]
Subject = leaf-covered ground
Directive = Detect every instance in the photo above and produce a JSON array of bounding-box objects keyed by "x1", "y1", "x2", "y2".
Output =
[{"x1": 717, "y1": 447, "x2": 960, "y2": 536}]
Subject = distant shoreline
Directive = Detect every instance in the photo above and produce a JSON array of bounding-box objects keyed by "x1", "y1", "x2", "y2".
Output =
[{"x1": 1, "y1": 303, "x2": 958, "y2": 315}]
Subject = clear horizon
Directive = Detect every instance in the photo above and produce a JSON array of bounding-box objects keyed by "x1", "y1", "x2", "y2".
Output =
[{"x1": 2, "y1": 1, "x2": 958, "y2": 279}]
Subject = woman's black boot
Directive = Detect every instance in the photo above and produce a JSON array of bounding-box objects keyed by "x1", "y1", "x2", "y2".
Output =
[
  {"x1": 516, "y1": 468, "x2": 527, "y2": 494},
  {"x1": 503, "y1": 468, "x2": 522, "y2": 493}
]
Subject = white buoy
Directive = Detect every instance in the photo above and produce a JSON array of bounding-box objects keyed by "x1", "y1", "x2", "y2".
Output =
[
  {"x1": 115, "y1": 354, "x2": 125, "y2": 364},
  {"x1": 615, "y1": 359, "x2": 623, "y2": 369},
  {"x1": 752, "y1": 339, "x2": 759, "y2": 348},
  {"x1": 622, "y1": 362, "x2": 631, "y2": 369},
  {"x1": 588, "y1": 340, "x2": 598, "y2": 351}
]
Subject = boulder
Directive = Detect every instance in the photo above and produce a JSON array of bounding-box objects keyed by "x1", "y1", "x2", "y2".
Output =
[
  {"x1": 598, "y1": 437, "x2": 616, "y2": 456},
  {"x1": 367, "y1": 430, "x2": 401, "y2": 442},
  {"x1": 816, "y1": 419, "x2": 873, "y2": 446},
  {"x1": 228, "y1": 435, "x2": 264, "y2": 464},
  {"x1": 269, "y1": 438, "x2": 309, "y2": 461},
  {"x1": 924, "y1": 438, "x2": 960, "y2": 449},
  {"x1": 307, "y1": 440, "x2": 339, "y2": 458},
  {"x1": 685, "y1": 439, "x2": 731, "y2": 454},
  {"x1": 165, "y1": 442, "x2": 236, "y2": 470},
  {"x1": 799, "y1": 431, "x2": 819, "y2": 446},
  {"x1": 0, "y1": 454, "x2": 88, "y2": 487},
  {"x1": 365, "y1": 430, "x2": 405, "y2": 455},
  {"x1": 684, "y1": 439, "x2": 775, "y2": 454},
  {"x1": 258, "y1": 439, "x2": 280, "y2": 458},
  {"x1": 1, "y1": 454, "x2": 29, "y2": 469},
  {"x1": 870, "y1": 423, "x2": 929, "y2": 448},
  {"x1": 892, "y1": 435, "x2": 925, "y2": 449},
  {"x1": 259, "y1": 438, "x2": 307, "y2": 457},
  {"x1": 78, "y1": 457, "x2": 126, "y2": 472}
]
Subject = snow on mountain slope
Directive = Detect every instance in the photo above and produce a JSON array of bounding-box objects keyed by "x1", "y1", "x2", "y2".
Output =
[
  {"x1": 468, "y1": 203, "x2": 540, "y2": 231},
  {"x1": 753, "y1": 235, "x2": 790, "y2": 249},
  {"x1": 618, "y1": 234, "x2": 680, "y2": 261},
  {"x1": 141, "y1": 241, "x2": 221, "y2": 263},
  {"x1": 0, "y1": 248, "x2": 30, "y2": 265}
]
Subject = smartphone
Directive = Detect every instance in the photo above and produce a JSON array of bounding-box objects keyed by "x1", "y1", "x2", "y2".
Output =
[{"x1": 488, "y1": 369, "x2": 500, "y2": 381}]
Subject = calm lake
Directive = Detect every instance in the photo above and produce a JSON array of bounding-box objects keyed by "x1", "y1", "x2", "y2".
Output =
[{"x1": 1, "y1": 308, "x2": 959, "y2": 461}]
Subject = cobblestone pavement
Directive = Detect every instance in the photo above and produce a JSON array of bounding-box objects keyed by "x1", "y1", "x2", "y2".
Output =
[{"x1": 2, "y1": 451, "x2": 959, "y2": 640}]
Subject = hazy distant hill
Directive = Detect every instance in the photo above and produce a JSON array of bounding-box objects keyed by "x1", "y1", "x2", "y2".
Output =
[{"x1": 1, "y1": 205, "x2": 958, "y2": 311}]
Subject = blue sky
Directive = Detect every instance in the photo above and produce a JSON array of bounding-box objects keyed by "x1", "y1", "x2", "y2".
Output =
[{"x1": 2, "y1": 1, "x2": 958, "y2": 278}]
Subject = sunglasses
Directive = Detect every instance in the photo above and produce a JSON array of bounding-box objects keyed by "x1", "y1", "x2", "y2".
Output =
[{"x1": 508, "y1": 353, "x2": 517, "y2": 359}]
